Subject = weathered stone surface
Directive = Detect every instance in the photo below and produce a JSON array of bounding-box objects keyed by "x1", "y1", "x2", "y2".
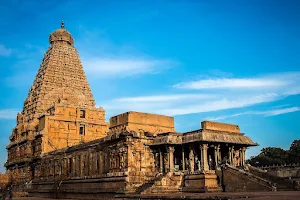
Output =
[
  {"x1": 201, "y1": 121, "x2": 240, "y2": 133},
  {"x1": 109, "y1": 111, "x2": 175, "y2": 135}
]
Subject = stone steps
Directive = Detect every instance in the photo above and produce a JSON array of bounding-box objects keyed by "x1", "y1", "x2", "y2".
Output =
[
  {"x1": 247, "y1": 165, "x2": 294, "y2": 191},
  {"x1": 136, "y1": 173, "x2": 184, "y2": 194},
  {"x1": 225, "y1": 165, "x2": 274, "y2": 190}
]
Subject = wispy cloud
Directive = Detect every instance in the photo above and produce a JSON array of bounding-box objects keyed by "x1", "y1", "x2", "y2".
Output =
[
  {"x1": 0, "y1": 109, "x2": 19, "y2": 119},
  {"x1": 0, "y1": 44, "x2": 12, "y2": 56},
  {"x1": 103, "y1": 93, "x2": 281, "y2": 117},
  {"x1": 101, "y1": 71, "x2": 300, "y2": 117},
  {"x1": 174, "y1": 72, "x2": 300, "y2": 90},
  {"x1": 115, "y1": 94, "x2": 214, "y2": 102},
  {"x1": 76, "y1": 27, "x2": 178, "y2": 78},
  {"x1": 160, "y1": 93, "x2": 281, "y2": 116},
  {"x1": 207, "y1": 107, "x2": 300, "y2": 121},
  {"x1": 264, "y1": 107, "x2": 300, "y2": 116},
  {"x1": 82, "y1": 57, "x2": 177, "y2": 77},
  {"x1": 174, "y1": 78, "x2": 285, "y2": 89}
]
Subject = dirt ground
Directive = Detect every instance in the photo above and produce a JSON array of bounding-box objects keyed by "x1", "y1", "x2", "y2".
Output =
[{"x1": 10, "y1": 191, "x2": 300, "y2": 200}]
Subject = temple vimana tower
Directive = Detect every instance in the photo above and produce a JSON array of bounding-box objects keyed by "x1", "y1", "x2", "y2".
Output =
[{"x1": 6, "y1": 23, "x2": 277, "y2": 199}]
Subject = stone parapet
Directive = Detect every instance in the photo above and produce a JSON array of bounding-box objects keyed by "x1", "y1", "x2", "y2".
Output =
[
  {"x1": 109, "y1": 111, "x2": 175, "y2": 135},
  {"x1": 201, "y1": 121, "x2": 240, "y2": 133}
]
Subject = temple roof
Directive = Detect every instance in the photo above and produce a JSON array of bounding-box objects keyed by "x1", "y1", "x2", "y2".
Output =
[{"x1": 182, "y1": 129, "x2": 258, "y2": 146}]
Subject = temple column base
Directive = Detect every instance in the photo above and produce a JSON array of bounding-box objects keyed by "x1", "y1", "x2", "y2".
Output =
[{"x1": 182, "y1": 171, "x2": 222, "y2": 193}]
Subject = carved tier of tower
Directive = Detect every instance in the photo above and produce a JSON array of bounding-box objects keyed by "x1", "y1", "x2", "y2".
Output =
[
  {"x1": 5, "y1": 22, "x2": 108, "y2": 183},
  {"x1": 23, "y1": 22, "x2": 95, "y2": 123}
]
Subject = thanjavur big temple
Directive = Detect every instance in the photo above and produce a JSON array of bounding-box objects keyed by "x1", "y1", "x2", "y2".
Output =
[{"x1": 7, "y1": 22, "x2": 289, "y2": 199}]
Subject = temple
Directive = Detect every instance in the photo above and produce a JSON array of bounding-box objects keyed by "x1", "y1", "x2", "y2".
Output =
[{"x1": 5, "y1": 23, "x2": 260, "y2": 198}]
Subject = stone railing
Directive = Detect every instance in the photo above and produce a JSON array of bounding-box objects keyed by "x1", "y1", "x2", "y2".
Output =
[
  {"x1": 258, "y1": 163, "x2": 300, "y2": 170},
  {"x1": 184, "y1": 169, "x2": 215, "y2": 175}
]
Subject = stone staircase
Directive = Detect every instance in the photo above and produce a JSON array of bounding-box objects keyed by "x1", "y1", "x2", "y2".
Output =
[
  {"x1": 216, "y1": 164, "x2": 274, "y2": 192},
  {"x1": 247, "y1": 164, "x2": 295, "y2": 191},
  {"x1": 135, "y1": 172, "x2": 184, "y2": 194},
  {"x1": 226, "y1": 164, "x2": 274, "y2": 190}
]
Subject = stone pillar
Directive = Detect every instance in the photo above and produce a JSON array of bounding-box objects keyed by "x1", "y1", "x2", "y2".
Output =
[
  {"x1": 168, "y1": 146, "x2": 175, "y2": 172},
  {"x1": 182, "y1": 146, "x2": 185, "y2": 171},
  {"x1": 238, "y1": 148, "x2": 242, "y2": 166},
  {"x1": 201, "y1": 144, "x2": 209, "y2": 171},
  {"x1": 159, "y1": 149, "x2": 163, "y2": 173},
  {"x1": 218, "y1": 148, "x2": 222, "y2": 163},
  {"x1": 241, "y1": 147, "x2": 246, "y2": 166},
  {"x1": 231, "y1": 146, "x2": 235, "y2": 167},
  {"x1": 189, "y1": 144, "x2": 195, "y2": 172},
  {"x1": 214, "y1": 146, "x2": 218, "y2": 169},
  {"x1": 228, "y1": 147, "x2": 232, "y2": 165},
  {"x1": 244, "y1": 148, "x2": 247, "y2": 166}
]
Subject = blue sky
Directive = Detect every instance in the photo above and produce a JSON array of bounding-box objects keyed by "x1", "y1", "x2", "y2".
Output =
[{"x1": 0, "y1": 0, "x2": 300, "y2": 172}]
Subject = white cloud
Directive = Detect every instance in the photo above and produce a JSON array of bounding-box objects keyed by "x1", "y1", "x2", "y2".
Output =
[
  {"x1": 115, "y1": 94, "x2": 214, "y2": 102},
  {"x1": 174, "y1": 72, "x2": 300, "y2": 90},
  {"x1": 264, "y1": 107, "x2": 300, "y2": 116},
  {"x1": 159, "y1": 93, "x2": 281, "y2": 116},
  {"x1": 102, "y1": 93, "x2": 281, "y2": 117},
  {"x1": 101, "y1": 71, "x2": 300, "y2": 118},
  {"x1": 0, "y1": 44, "x2": 12, "y2": 56},
  {"x1": 0, "y1": 109, "x2": 18, "y2": 119},
  {"x1": 82, "y1": 57, "x2": 177, "y2": 77},
  {"x1": 207, "y1": 107, "x2": 300, "y2": 121}
]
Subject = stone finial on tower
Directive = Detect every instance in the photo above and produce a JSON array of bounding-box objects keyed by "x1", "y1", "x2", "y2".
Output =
[{"x1": 49, "y1": 21, "x2": 74, "y2": 45}]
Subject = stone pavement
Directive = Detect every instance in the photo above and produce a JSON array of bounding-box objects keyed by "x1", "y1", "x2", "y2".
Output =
[{"x1": 11, "y1": 191, "x2": 300, "y2": 200}]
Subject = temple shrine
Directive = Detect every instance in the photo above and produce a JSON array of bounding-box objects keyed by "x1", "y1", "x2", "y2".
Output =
[{"x1": 5, "y1": 22, "x2": 260, "y2": 199}]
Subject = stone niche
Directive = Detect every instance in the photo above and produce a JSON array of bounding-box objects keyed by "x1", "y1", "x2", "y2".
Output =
[
  {"x1": 201, "y1": 121, "x2": 240, "y2": 133},
  {"x1": 109, "y1": 111, "x2": 175, "y2": 135}
]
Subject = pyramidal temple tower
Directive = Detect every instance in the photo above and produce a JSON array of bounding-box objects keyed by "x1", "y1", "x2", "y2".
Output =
[{"x1": 6, "y1": 22, "x2": 107, "y2": 184}]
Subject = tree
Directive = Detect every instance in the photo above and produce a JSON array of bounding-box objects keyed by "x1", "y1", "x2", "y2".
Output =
[
  {"x1": 247, "y1": 147, "x2": 288, "y2": 167},
  {"x1": 288, "y1": 140, "x2": 300, "y2": 164}
]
